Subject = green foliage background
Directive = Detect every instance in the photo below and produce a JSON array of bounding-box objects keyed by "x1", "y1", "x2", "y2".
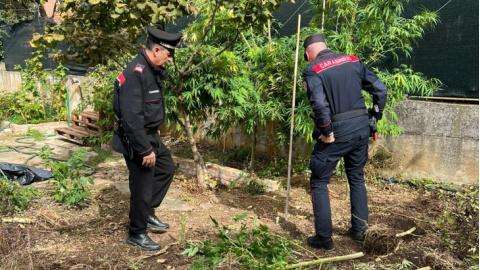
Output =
[{"x1": 25, "y1": 0, "x2": 441, "y2": 162}]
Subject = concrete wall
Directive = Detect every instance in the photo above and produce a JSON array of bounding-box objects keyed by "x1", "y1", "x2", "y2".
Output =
[
  {"x1": 382, "y1": 100, "x2": 479, "y2": 185},
  {"x1": 212, "y1": 99, "x2": 479, "y2": 185}
]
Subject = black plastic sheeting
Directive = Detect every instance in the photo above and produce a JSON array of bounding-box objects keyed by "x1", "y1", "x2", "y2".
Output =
[{"x1": 0, "y1": 163, "x2": 53, "y2": 185}]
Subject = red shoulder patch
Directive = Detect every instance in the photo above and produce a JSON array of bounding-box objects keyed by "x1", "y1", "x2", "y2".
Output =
[
  {"x1": 133, "y1": 64, "x2": 145, "y2": 73},
  {"x1": 311, "y1": 55, "x2": 359, "y2": 74},
  {"x1": 117, "y1": 72, "x2": 126, "y2": 86}
]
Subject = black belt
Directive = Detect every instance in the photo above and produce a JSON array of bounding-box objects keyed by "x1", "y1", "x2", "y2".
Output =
[{"x1": 332, "y1": 109, "x2": 368, "y2": 122}]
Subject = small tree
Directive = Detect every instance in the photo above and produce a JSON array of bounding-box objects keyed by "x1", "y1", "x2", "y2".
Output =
[
  {"x1": 164, "y1": 0, "x2": 283, "y2": 188},
  {"x1": 33, "y1": 0, "x2": 283, "y2": 189}
]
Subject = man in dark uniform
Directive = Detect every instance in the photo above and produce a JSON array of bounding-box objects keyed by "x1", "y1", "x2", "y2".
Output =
[
  {"x1": 302, "y1": 34, "x2": 387, "y2": 250},
  {"x1": 112, "y1": 26, "x2": 181, "y2": 251}
]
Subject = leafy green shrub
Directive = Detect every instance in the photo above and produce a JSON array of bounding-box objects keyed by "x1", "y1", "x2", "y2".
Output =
[
  {"x1": 0, "y1": 63, "x2": 67, "y2": 124},
  {"x1": 0, "y1": 177, "x2": 38, "y2": 215},
  {"x1": 184, "y1": 215, "x2": 293, "y2": 269},
  {"x1": 245, "y1": 178, "x2": 267, "y2": 195},
  {"x1": 44, "y1": 148, "x2": 94, "y2": 207}
]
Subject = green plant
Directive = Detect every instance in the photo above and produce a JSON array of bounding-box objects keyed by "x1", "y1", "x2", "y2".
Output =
[
  {"x1": 183, "y1": 214, "x2": 293, "y2": 269},
  {"x1": 43, "y1": 148, "x2": 94, "y2": 207},
  {"x1": 25, "y1": 128, "x2": 46, "y2": 141},
  {"x1": 245, "y1": 178, "x2": 267, "y2": 195},
  {"x1": 0, "y1": 63, "x2": 68, "y2": 124},
  {"x1": 436, "y1": 185, "x2": 479, "y2": 265},
  {"x1": 0, "y1": 177, "x2": 38, "y2": 215}
]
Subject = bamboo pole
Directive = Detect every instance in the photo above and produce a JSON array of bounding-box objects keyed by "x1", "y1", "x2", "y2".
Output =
[
  {"x1": 284, "y1": 14, "x2": 302, "y2": 217},
  {"x1": 267, "y1": 19, "x2": 272, "y2": 42},
  {"x1": 321, "y1": 0, "x2": 326, "y2": 31},
  {"x1": 285, "y1": 252, "x2": 365, "y2": 269}
]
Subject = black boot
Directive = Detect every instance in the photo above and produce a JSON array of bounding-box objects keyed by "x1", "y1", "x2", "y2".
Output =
[
  {"x1": 348, "y1": 228, "x2": 366, "y2": 244},
  {"x1": 307, "y1": 235, "x2": 334, "y2": 251},
  {"x1": 147, "y1": 215, "x2": 169, "y2": 232},
  {"x1": 126, "y1": 233, "x2": 160, "y2": 251}
]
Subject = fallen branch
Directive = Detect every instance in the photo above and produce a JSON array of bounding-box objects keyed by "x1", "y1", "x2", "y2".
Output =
[
  {"x1": 416, "y1": 267, "x2": 431, "y2": 270},
  {"x1": 395, "y1": 227, "x2": 416, "y2": 237},
  {"x1": 285, "y1": 252, "x2": 364, "y2": 269},
  {"x1": 1, "y1": 217, "x2": 35, "y2": 224},
  {"x1": 138, "y1": 242, "x2": 176, "y2": 260}
]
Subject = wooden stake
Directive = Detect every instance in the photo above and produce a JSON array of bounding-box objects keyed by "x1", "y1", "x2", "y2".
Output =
[
  {"x1": 267, "y1": 19, "x2": 272, "y2": 42},
  {"x1": 285, "y1": 252, "x2": 365, "y2": 269},
  {"x1": 284, "y1": 14, "x2": 302, "y2": 217},
  {"x1": 321, "y1": 0, "x2": 326, "y2": 31}
]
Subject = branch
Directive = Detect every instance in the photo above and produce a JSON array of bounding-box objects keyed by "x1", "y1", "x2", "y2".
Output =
[
  {"x1": 285, "y1": 252, "x2": 365, "y2": 269},
  {"x1": 395, "y1": 227, "x2": 416, "y2": 237},
  {"x1": 1, "y1": 217, "x2": 35, "y2": 224}
]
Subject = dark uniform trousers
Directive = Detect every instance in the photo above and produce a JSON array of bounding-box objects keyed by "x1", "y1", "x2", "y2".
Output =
[
  {"x1": 310, "y1": 133, "x2": 369, "y2": 238},
  {"x1": 124, "y1": 135, "x2": 175, "y2": 235}
]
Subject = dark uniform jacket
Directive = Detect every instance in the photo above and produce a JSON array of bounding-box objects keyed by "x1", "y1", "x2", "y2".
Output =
[
  {"x1": 303, "y1": 49, "x2": 387, "y2": 142},
  {"x1": 112, "y1": 50, "x2": 167, "y2": 158}
]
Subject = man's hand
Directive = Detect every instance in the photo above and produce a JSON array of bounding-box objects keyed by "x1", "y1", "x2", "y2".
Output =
[
  {"x1": 142, "y1": 151, "x2": 156, "y2": 168},
  {"x1": 319, "y1": 133, "x2": 335, "y2": 144}
]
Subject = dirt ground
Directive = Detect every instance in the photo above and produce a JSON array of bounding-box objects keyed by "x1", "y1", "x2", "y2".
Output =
[{"x1": 0, "y1": 124, "x2": 472, "y2": 269}]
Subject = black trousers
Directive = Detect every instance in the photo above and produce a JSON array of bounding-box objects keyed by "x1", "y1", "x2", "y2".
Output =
[
  {"x1": 309, "y1": 134, "x2": 369, "y2": 238},
  {"x1": 124, "y1": 138, "x2": 175, "y2": 234}
]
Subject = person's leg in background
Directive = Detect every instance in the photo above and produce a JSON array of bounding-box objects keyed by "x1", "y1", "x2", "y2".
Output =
[{"x1": 344, "y1": 136, "x2": 369, "y2": 243}]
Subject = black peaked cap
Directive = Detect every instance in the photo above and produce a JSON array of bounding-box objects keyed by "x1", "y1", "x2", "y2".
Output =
[{"x1": 147, "y1": 26, "x2": 182, "y2": 50}]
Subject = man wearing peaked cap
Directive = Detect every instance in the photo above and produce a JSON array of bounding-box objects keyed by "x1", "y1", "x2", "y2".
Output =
[
  {"x1": 302, "y1": 34, "x2": 388, "y2": 250},
  {"x1": 112, "y1": 26, "x2": 181, "y2": 251}
]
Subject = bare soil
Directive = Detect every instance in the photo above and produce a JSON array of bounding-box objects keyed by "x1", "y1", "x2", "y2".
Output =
[{"x1": 0, "y1": 127, "x2": 471, "y2": 269}]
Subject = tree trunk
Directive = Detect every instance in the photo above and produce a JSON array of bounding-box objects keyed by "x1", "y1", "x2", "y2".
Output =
[
  {"x1": 249, "y1": 125, "x2": 257, "y2": 170},
  {"x1": 181, "y1": 109, "x2": 209, "y2": 190}
]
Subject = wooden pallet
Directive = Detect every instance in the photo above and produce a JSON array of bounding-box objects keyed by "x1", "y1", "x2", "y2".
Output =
[{"x1": 55, "y1": 111, "x2": 101, "y2": 145}]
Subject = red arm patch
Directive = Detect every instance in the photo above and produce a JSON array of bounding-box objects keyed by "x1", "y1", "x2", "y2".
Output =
[
  {"x1": 117, "y1": 72, "x2": 126, "y2": 86},
  {"x1": 311, "y1": 55, "x2": 359, "y2": 73}
]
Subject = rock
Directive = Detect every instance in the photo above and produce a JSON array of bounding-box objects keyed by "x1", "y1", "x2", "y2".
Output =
[
  {"x1": 158, "y1": 197, "x2": 194, "y2": 212},
  {"x1": 172, "y1": 156, "x2": 248, "y2": 186},
  {"x1": 113, "y1": 182, "x2": 194, "y2": 212},
  {"x1": 113, "y1": 181, "x2": 130, "y2": 196},
  {"x1": 0, "y1": 121, "x2": 11, "y2": 131}
]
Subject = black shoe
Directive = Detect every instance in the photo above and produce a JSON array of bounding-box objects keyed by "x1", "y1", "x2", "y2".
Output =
[
  {"x1": 307, "y1": 235, "x2": 334, "y2": 251},
  {"x1": 348, "y1": 228, "x2": 366, "y2": 244},
  {"x1": 126, "y1": 233, "x2": 160, "y2": 251},
  {"x1": 147, "y1": 215, "x2": 169, "y2": 232}
]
